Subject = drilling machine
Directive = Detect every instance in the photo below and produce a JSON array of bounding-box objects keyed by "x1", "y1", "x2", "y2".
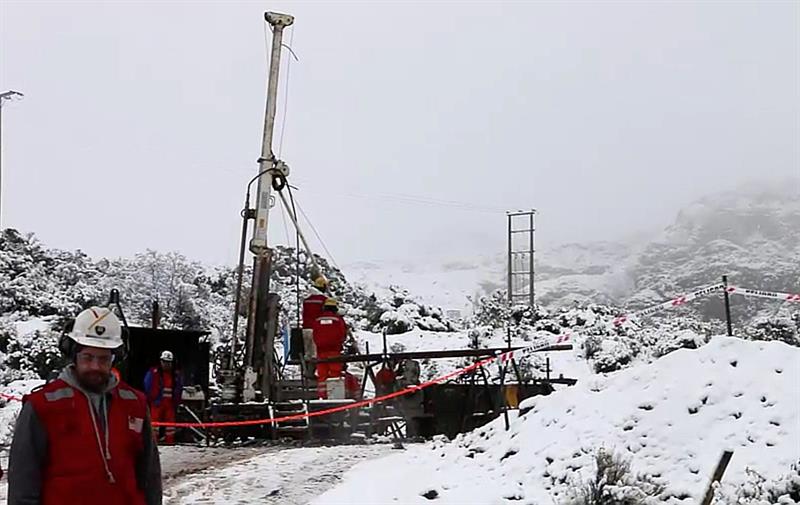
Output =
[{"x1": 216, "y1": 11, "x2": 323, "y2": 405}]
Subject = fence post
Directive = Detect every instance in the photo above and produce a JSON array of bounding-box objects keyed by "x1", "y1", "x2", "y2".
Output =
[
  {"x1": 722, "y1": 276, "x2": 733, "y2": 337},
  {"x1": 700, "y1": 450, "x2": 734, "y2": 505}
]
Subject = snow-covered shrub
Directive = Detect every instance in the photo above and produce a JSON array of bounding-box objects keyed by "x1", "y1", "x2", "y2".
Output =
[
  {"x1": 566, "y1": 448, "x2": 665, "y2": 505},
  {"x1": 471, "y1": 289, "x2": 511, "y2": 329},
  {"x1": 744, "y1": 316, "x2": 799, "y2": 347},
  {"x1": 366, "y1": 286, "x2": 455, "y2": 334},
  {"x1": 0, "y1": 327, "x2": 65, "y2": 386},
  {"x1": 715, "y1": 463, "x2": 800, "y2": 504},
  {"x1": 652, "y1": 329, "x2": 708, "y2": 358},
  {"x1": 584, "y1": 335, "x2": 603, "y2": 359},
  {"x1": 592, "y1": 337, "x2": 638, "y2": 373}
]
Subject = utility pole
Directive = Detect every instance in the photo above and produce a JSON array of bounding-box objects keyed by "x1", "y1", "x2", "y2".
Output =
[
  {"x1": 0, "y1": 90, "x2": 24, "y2": 229},
  {"x1": 242, "y1": 12, "x2": 294, "y2": 402}
]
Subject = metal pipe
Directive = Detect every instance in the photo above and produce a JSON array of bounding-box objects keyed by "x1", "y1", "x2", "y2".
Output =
[
  {"x1": 229, "y1": 193, "x2": 251, "y2": 369},
  {"x1": 276, "y1": 189, "x2": 320, "y2": 275},
  {"x1": 0, "y1": 90, "x2": 25, "y2": 228},
  {"x1": 313, "y1": 344, "x2": 574, "y2": 363},
  {"x1": 529, "y1": 212, "x2": 535, "y2": 310},
  {"x1": 506, "y1": 213, "x2": 513, "y2": 348},
  {"x1": 722, "y1": 275, "x2": 733, "y2": 336}
]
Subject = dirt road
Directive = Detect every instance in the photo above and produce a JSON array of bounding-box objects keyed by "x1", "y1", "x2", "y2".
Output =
[{"x1": 162, "y1": 443, "x2": 395, "y2": 505}]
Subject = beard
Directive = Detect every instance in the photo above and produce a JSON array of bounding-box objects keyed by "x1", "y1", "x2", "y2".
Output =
[{"x1": 77, "y1": 370, "x2": 110, "y2": 393}]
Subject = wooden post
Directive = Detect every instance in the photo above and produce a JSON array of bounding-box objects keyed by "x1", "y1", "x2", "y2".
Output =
[{"x1": 700, "y1": 450, "x2": 734, "y2": 505}]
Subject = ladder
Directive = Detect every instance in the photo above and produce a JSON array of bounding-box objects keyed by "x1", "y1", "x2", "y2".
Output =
[{"x1": 271, "y1": 400, "x2": 310, "y2": 439}]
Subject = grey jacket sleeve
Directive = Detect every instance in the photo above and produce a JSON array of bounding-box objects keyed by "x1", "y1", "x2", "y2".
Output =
[
  {"x1": 137, "y1": 407, "x2": 162, "y2": 505},
  {"x1": 7, "y1": 402, "x2": 48, "y2": 505}
]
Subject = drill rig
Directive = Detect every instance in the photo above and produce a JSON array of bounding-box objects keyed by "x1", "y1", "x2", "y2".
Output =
[{"x1": 216, "y1": 11, "x2": 320, "y2": 405}]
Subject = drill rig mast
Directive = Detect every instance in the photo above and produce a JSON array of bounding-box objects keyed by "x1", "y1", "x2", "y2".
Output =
[{"x1": 222, "y1": 11, "x2": 294, "y2": 403}]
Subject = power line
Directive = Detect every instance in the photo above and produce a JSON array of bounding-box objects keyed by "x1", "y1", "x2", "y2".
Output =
[
  {"x1": 278, "y1": 196, "x2": 292, "y2": 246},
  {"x1": 277, "y1": 26, "x2": 296, "y2": 158},
  {"x1": 293, "y1": 198, "x2": 341, "y2": 271},
  {"x1": 291, "y1": 184, "x2": 509, "y2": 214}
]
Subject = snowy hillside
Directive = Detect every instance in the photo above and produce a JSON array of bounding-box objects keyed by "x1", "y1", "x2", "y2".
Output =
[
  {"x1": 345, "y1": 254, "x2": 505, "y2": 318},
  {"x1": 315, "y1": 337, "x2": 800, "y2": 504},
  {"x1": 353, "y1": 182, "x2": 799, "y2": 318}
]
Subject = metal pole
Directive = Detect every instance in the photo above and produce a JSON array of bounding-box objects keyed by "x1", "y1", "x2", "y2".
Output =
[
  {"x1": 507, "y1": 213, "x2": 512, "y2": 305},
  {"x1": 0, "y1": 103, "x2": 3, "y2": 228},
  {"x1": 229, "y1": 194, "x2": 251, "y2": 369},
  {"x1": 506, "y1": 213, "x2": 513, "y2": 348},
  {"x1": 529, "y1": 212, "x2": 535, "y2": 310},
  {"x1": 276, "y1": 190, "x2": 320, "y2": 274},
  {"x1": 700, "y1": 450, "x2": 734, "y2": 505},
  {"x1": 244, "y1": 11, "x2": 293, "y2": 373},
  {"x1": 722, "y1": 275, "x2": 733, "y2": 336},
  {"x1": 0, "y1": 90, "x2": 24, "y2": 229},
  {"x1": 250, "y1": 12, "x2": 294, "y2": 254}
]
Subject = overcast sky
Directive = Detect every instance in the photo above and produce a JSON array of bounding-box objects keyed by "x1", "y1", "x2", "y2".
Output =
[{"x1": 1, "y1": 1, "x2": 798, "y2": 268}]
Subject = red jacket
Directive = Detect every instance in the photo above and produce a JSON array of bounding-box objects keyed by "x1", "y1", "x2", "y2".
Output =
[
  {"x1": 376, "y1": 366, "x2": 396, "y2": 387},
  {"x1": 25, "y1": 379, "x2": 148, "y2": 505},
  {"x1": 312, "y1": 312, "x2": 347, "y2": 353},
  {"x1": 302, "y1": 293, "x2": 327, "y2": 329},
  {"x1": 144, "y1": 366, "x2": 182, "y2": 406},
  {"x1": 344, "y1": 372, "x2": 361, "y2": 400}
]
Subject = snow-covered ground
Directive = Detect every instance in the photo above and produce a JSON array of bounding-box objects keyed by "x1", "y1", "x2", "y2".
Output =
[
  {"x1": 163, "y1": 444, "x2": 394, "y2": 504},
  {"x1": 315, "y1": 337, "x2": 799, "y2": 504}
]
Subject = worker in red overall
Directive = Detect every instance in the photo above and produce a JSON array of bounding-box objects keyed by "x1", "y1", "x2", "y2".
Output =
[
  {"x1": 144, "y1": 350, "x2": 182, "y2": 445},
  {"x1": 302, "y1": 276, "x2": 328, "y2": 379},
  {"x1": 343, "y1": 363, "x2": 361, "y2": 400},
  {"x1": 312, "y1": 298, "x2": 347, "y2": 398}
]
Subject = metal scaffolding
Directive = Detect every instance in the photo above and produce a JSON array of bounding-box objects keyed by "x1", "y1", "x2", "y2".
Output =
[{"x1": 507, "y1": 210, "x2": 536, "y2": 309}]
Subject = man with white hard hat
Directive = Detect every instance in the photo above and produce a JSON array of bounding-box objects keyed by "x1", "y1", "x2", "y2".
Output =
[
  {"x1": 143, "y1": 349, "x2": 182, "y2": 445},
  {"x1": 8, "y1": 306, "x2": 162, "y2": 505}
]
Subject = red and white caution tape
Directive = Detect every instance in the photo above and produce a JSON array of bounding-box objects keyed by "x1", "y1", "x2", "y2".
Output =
[
  {"x1": 725, "y1": 286, "x2": 800, "y2": 303},
  {"x1": 0, "y1": 392, "x2": 22, "y2": 402},
  {"x1": 613, "y1": 283, "x2": 725, "y2": 326}
]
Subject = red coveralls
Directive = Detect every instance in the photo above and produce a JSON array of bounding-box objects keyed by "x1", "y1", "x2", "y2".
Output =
[
  {"x1": 312, "y1": 312, "x2": 347, "y2": 397},
  {"x1": 146, "y1": 367, "x2": 179, "y2": 444},
  {"x1": 302, "y1": 293, "x2": 327, "y2": 330},
  {"x1": 344, "y1": 371, "x2": 361, "y2": 400}
]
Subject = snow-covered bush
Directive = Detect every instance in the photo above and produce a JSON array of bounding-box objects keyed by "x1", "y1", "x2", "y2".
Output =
[
  {"x1": 0, "y1": 325, "x2": 65, "y2": 386},
  {"x1": 592, "y1": 337, "x2": 638, "y2": 373},
  {"x1": 744, "y1": 316, "x2": 799, "y2": 347},
  {"x1": 652, "y1": 329, "x2": 708, "y2": 358},
  {"x1": 365, "y1": 286, "x2": 455, "y2": 334},
  {"x1": 565, "y1": 448, "x2": 665, "y2": 505},
  {"x1": 715, "y1": 463, "x2": 800, "y2": 504}
]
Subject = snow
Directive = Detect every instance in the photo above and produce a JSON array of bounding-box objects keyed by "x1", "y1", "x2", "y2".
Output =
[
  {"x1": 163, "y1": 444, "x2": 393, "y2": 504},
  {"x1": 315, "y1": 337, "x2": 800, "y2": 504},
  {"x1": 12, "y1": 318, "x2": 55, "y2": 339},
  {"x1": 345, "y1": 256, "x2": 503, "y2": 317},
  {"x1": 0, "y1": 379, "x2": 44, "y2": 500}
]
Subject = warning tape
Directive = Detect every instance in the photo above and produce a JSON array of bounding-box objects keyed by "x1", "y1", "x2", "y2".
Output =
[
  {"x1": 0, "y1": 392, "x2": 22, "y2": 402},
  {"x1": 613, "y1": 283, "x2": 725, "y2": 326},
  {"x1": 726, "y1": 286, "x2": 800, "y2": 303}
]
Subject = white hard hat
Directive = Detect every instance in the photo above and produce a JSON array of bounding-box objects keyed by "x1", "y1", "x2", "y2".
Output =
[
  {"x1": 160, "y1": 350, "x2": 174, "y2": 362},
  {"x1": 68, "y1": 307, "x2": 124, "y2": 349}
]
